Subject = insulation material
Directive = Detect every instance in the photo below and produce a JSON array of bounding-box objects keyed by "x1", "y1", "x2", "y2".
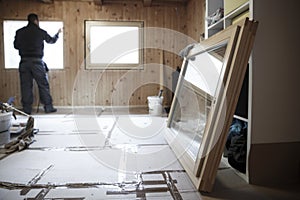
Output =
[{"x1": 0, "y1": 113, "x2": 201, "y2": 199}]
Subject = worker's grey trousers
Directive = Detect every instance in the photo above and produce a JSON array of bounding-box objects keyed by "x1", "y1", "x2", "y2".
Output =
[{"x1": 19, "y1": 58, "x2": 53, "y2": 114}]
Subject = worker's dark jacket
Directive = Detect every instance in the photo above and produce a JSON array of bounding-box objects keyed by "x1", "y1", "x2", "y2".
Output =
[{"x1": 14, "y1": 22, "x2": 58, "y2": 58}]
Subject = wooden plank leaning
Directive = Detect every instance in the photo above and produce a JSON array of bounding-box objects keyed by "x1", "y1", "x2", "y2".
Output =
[{"x1": 198, "y1": 18, "x2": 258, "y2": 192}]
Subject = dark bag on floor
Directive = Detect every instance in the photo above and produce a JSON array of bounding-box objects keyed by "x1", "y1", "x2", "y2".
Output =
[{"x1": 226, "y1": 119, "x2": 247, "y2": 173}]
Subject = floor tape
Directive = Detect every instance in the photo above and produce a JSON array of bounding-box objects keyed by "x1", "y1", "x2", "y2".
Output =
[{"x1": 0, "y1": 170, "x2": 186, "y2": 200}]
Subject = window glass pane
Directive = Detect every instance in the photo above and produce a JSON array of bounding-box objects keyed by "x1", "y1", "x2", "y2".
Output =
[
  {"x1": 90, "y1": 26, "x2": 139, "y2": 64},
  {"x1": 3, "y1": 20, "x2": 63, "y2": 69},
  {"x1": 3, "y1": 20, "x2": 26, "y2": 69},
  {"x1": 170, "y1": 43, "x2": 227, "y2": 161},
  {"x1": 40, "y1": 21, "x2": 64, "y2": 69},
  {"x1": 185, "y1": 44, "x2": 225, "y2": 97},
  {"x1": 85, "y1": 21, "x2": 143, "y2": 70}
]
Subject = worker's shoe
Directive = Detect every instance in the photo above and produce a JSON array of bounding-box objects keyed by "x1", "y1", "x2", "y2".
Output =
[
  {"x1": 44, "y1": 105, "x2": 57, "y2": 113},
  {"x1": 23, "y1": 107, "x2": 32, "y2": 115},
  {"x1": 23, "y1": 110, "x2": 31, "y2": 115}
]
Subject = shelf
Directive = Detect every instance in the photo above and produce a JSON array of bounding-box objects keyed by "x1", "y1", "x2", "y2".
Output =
[
  {"x1": 207, "y1": 18, "x2": 224, "y2": 30},
  {"x1": 233, "y1": 114, "x2": 248, "y2": 122},
  {"x1": 207, "y1": 1, "x2": 249, "y2": 38},
  {"x1": 224, "y1": 1, "x2": 250, "y2": 21}
]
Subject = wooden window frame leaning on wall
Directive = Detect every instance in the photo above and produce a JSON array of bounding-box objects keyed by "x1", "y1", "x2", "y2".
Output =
[{"x1": 165, "y1": 18, "x2": 258, "y2": 192}]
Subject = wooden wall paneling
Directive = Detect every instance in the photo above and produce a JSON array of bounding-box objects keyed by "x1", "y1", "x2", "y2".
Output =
[
  {"x1": 0, "y1": 21, "x2": 3, "y2": 70},
  {"x1": 143, "y1": 49, "x2": 161, "y2": 98},
  {"x1": 0, "y1": 20, "x2": 6, "y2": 102},
  {"x1": 46, "y1": 0, "x2": 64, "y2": 106},
  {"x1": 159, "y1": 49, "x2": 164, "y2": 91},
  {"x1": 0, "y1": 4, "x2": 19, "y2": 105},
  {"x1": 186, "y1": 0, "x2": 205, "y2": 41},
  {"x1": 94, "y1": 70, "x2": 106, "y2": 106},
  {"x1": 0, "y1": 71, "x2": 21, "y2": 104},
  {"x1": 61, "y1": 1, "x2": 73, "y2": 106},
  {"x1": 112, "y1": 71, "x2": 126, "y2": 106},
  {"x1": 0, "y1": 0, "x2": 186, "y2": 108},
  {"x1": 162, "y1": 51, "x2": 180, "y2": 105},
  {"x1": 75, "y1": 1, "x2": 89, "y2": 106}
]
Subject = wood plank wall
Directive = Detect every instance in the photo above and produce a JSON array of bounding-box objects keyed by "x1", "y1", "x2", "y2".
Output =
[
  {"x1": 0, "y1": 0, "x2": 204, "y2": 108},
  {"x1": 186, "y1": 0, "x2": 205, "y2": 41}
]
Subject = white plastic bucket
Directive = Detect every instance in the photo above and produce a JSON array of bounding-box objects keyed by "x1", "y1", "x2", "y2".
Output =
[
  {"x1": 0, "y1": 112, "x2": 12, "y2": 145},
  {"x1": 0, "y1": 130, "x2": 10, "y2": 146},
  {"x1": 0, "y1": 112, "x2": 12, "y2": 132},
  {"x1": 147, "y1": 96, "x2": 163, "y2": 116}
]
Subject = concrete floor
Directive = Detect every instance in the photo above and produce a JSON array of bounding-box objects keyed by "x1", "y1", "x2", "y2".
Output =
[{"x1": 0, "y1": 108, "x2": 299, "y2": 199}]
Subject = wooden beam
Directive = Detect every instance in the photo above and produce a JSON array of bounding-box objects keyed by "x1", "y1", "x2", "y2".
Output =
[
  {"x1": 94, "y1": 0, "x2": 103, "y2": 5},
  {"x1": 39, "y1": 0, "x2": 54, "y2": 3},
  {"x1": 144, "y1": 0, "x2": 152, "y2": 7}
]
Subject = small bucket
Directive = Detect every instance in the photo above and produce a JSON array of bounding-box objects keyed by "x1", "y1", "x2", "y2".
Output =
[
  {"x1": 147, "y1": 96, "x2": 163, "y2": 116},
  {"x1": 0, "y1": 130, "x2": 10, "y2": 146},
  {"x1": 0, "y1": 112, "x2": 12, "y2": 145},
  {"x1": 0, "y1": 112, "x2": 12, "y2": 132}
]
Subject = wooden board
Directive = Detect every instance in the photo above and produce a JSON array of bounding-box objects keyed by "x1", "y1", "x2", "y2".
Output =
[{"x1": 198, "y1": 19, "x2": 258, "y2": 192}]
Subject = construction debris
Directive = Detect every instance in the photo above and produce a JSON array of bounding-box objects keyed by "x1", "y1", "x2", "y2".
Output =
[
  {"x1": 0, "y1": 102, "x2": 36, "y2": 154},
  {"x1": 3, "y1": 116, "x2": 35, "y2": 153}
]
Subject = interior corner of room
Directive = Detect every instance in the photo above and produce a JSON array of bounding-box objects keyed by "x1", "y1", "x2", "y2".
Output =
[{"x1": 0, "y1": 0, "x2": 300, "y2": 199}]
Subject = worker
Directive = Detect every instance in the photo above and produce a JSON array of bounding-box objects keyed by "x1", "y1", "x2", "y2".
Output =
[{"x1": 14, "y1": 13, "x2": 62, "y2": 114}]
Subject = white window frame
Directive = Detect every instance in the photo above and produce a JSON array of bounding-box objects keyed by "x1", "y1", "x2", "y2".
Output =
[
  {"x1": 3, "y1": 20, "x2": 64, "y2": 69},
  {"x1": 85, "y1": 21, "x2": 144, "y2": 70}
]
